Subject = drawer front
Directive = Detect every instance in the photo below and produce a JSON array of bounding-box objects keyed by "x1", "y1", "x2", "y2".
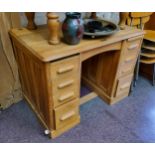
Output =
[
  {"x1": 50, "y1": 55, "x2": 80, "y2": 107},
  {"x1": 115, "y1": 74, "x2": 133, "y2": 97},
  {"x1": 119, "y1": 56, "x2": 137, "y2": 77},
  {"x1": 52, "y1": 73, "x2": 79, "y2": 92},
  {"x1": 54, "y1": 99, "x2": 79, "y2": 129},
  {"x1": 50, "y1": 55, "x2": 80, "y2": 80},
  {"x1": 118, "y1": 37, "x2": 142, "y2": 77},
  {"x1": 127, "y1": 36, "x2": 142, "y2": 51},
  {"x1": 53, "y1": 83, "x2": 79, "y2": 107}
]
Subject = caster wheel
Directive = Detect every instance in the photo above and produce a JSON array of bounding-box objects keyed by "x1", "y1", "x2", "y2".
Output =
[{"x1": 44, "y1": 129, "x2": 50, "y2": 135}]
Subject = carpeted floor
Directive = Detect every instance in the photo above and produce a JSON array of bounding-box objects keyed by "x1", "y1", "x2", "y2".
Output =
[{"x1": 0, "y1": 76, "x2": 155, "y2": 143}]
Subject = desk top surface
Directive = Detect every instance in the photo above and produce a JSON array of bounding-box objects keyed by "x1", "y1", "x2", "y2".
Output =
[{"x1": 10, "y1": 25, "x2": 144, "y2": 62}]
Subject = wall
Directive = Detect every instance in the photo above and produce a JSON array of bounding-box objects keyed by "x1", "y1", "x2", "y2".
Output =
[
  {"x1": 0, "y1": 13, "x2": 22, "y2": 109},
  {"x1": 20, "y1": 12, "x2": 120, "y2": 26}
]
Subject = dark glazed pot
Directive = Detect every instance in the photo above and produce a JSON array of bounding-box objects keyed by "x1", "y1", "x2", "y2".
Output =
[{"x1": 62, "y1": 12, "x2": 84, "y2": 45}]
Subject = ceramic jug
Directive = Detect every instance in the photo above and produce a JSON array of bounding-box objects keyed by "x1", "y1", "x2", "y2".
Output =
[{"x1": 62, "y1": 12, "x2": 84, "y2": 45}]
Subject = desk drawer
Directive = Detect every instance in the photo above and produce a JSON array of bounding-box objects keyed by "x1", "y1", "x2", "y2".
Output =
[
  {"x1": 119, "y1": 56, "x2": 137, "y2": 77},
  {"x1": 50, "y1": 55, "x2": 80, "y2": 80},
  {"x1": 127, "y1": 36, "x2": 142, "y2": 51},
  {"x1": 54, "y1": 99, "x2": 79, "y2": 129},
  {"x1": 50, "y1": 55, "x2": 80, "y2": 107},
  {"x1": 52, "y1": 74, "x2": 79, "y2": 92},
  {"x1": 53, "y1": 83, "x2": 79, "y2": 107},
  {"x1": 115, "y1": 74, "x2": 133, "y2": 97},
  {"x1": 118, "y1": 37, "x2": 142, "y2": 77},
  {"x1": 125, "y1": 36, "x2": 142, "y2": 61}
]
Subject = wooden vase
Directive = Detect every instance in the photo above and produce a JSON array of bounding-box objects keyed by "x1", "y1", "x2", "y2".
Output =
[
  {"x1": 90, "y1": 12, "x2": 97, "y2": 19},
  {"x1": 25, "y1": 12, "x2": 37, "y2": 30},
  {"x1": 47, "y1": 12, "x2": 60, "y2": 45},
  {"x1": 119, "y1": 12, "x2": 129, "y2": 28}
]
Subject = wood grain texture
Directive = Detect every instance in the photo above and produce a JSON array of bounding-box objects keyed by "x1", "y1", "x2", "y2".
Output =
[
  {"x1": 13, "y1": 43, "x2": 54, "y2": 130},
  {"x1": 82, "y1": 37, "x2": 143, "y2": 104},
  {"x1": 10, "y1": 25, "x2": 144, "y2": 62},
  {"x1": 144, "y1": 12, "x2": 155, "y2": 30},
  {"x1": 54, "y1": 99, "x2": 79, "y2": 129},
  {"x1": 47, "y1": 12, "x2": 60, "y2": 45},
  {"x1": 127, "y1": 16, "x2": 150, "y2": 26},
  {"x1": 130, "y1": 12, "x2": 153, "y2": 18},
  {"x1": 10, "y1": 24, "x2": 144, "y2": 138}
]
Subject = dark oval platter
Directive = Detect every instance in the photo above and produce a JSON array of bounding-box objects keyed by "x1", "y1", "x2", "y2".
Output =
[{"x1": 83, "y1": 19, "x2": 119, "y2": 38}]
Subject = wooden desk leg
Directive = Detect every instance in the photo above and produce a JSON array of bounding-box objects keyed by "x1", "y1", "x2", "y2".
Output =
[
  {"x1": 47, "y1": 12, "x2": 60, "y2": 45},
  {"x1": 25, "y1": 12, "x2": 37, "y2": 30}
]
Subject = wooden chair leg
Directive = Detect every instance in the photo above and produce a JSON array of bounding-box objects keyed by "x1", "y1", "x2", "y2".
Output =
[
  {"x1": 135, "y1": 55, "x2": 141, "y2": 80},
  {"x1": 129, "y1": 55, "x2": 140, "y2": 93},
  {"x1": 152, "y1": 64, "x2": 155, "y2": 86},
  {"x1": 133, "y1": 54, "x2": 141, "y2": 87},
  {"x1": 129, "y1": 79, "x2": 134, "y2": 95}
]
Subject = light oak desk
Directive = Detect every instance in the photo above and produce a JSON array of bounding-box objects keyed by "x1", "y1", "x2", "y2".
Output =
[{"x1": 10, "y1": 25, "x2": 144, "y2": 138}]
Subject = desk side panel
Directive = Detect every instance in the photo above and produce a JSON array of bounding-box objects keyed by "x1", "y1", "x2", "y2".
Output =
[{"x1": 12, "y1": 40, "x2": 54, "y2": 130}]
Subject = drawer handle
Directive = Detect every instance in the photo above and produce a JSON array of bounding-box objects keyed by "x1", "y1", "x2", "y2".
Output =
[
  {"x1": 128, "y1": 36, "x2": 142, "y2": 42},
  {"x1": 57, "y1": 65, "x2": 74, "y2": 74},
  {"x1": 58, "y1": 92, "x2": 74, "y2": 102},
  {"x1": 60, "y1": 111, "x2": 75, "y2": 121},
  {"x1": 58, "y1": 80, "x2": 74, "y2": 89},
  {"x1": 122, "y1": 68, "x2": 132, "y2": 74},
  {"x1": 120, "y1": 83, "x2": 130, "y2": 90},
  {"x1": 128, "y1": 44, "x2": 139, "y2": 50},
  {"x1": 125, "y1": 57, "x2": 135, "y2": 63}
]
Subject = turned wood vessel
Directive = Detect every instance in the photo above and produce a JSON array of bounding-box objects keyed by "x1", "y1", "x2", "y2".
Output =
[
  {"x1": 47, "y1": 12, "x2": 60, "y2": 45},
  {"x1": 25, "y1": 12, "x2": 37, "y2": 30}
]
